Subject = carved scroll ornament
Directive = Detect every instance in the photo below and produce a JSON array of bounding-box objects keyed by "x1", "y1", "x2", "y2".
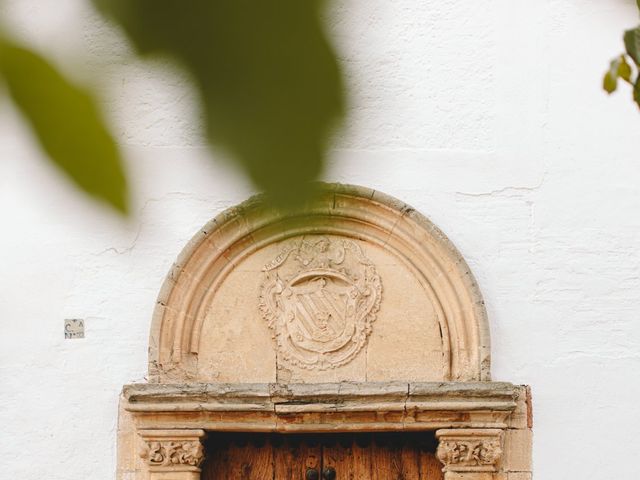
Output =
[
  {"x1": 436, "y1": 429, "x2": 503, "y2": 472},
  {"x1": 259, "y1": 236, "x2": 382, "y2": 370},
  {"x1": 140, "y1": 440, "x2": 205, "y2": 468}
]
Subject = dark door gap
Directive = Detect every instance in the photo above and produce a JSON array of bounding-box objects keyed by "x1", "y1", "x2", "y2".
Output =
[{"x1": 204, "y1": 431, "x2": 437, "y2": 452}]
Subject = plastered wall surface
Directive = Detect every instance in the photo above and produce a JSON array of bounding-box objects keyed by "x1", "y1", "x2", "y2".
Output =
[{"x1": 0, "y1": 1, "x2": 639, "y2": 479}]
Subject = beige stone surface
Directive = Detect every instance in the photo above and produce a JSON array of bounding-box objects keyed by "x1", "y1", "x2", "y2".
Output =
[
  {"x1": 444, "y1": 474, "x2": 494, "y2": 480},
  {"x1": 123, "y1": 382, "x2": 519, "y2": 429},
  {"x1": 505, "y1": 386, "x2": 530, "y2": 430},
  {"x1": 137, "y1": 429, "x2": 206, "y2": 480},
  {"x1": 150, "y1": 474, "x2": 200, "y2": 480},
  {"x1": 436, "y1": 429, "x2": 503, "y2": 474},
  {"x1": 116, "y1": 403, "x2": 137, "y2": 479},
  {"x1": 501, "y1": 429, "x2": 533, "y2": 473},
  {"x1": 150, "y1": 184, "x2": 491, "y2": 384},
  {"x1": 508, "y1": 474, "x2": 532, "y2": 480},
  {"x1": 195, "y1": 234, "x2": 449, "y2": 383},
  {"x1": 500, "y1": 474, "x2": 532, "y2": 480},
  {"x1": 364, "y1": 244, "x2": 446, "y2": 381},
  {"x1": 195, "y1": 253, "x2": 277, "y2": 382}
]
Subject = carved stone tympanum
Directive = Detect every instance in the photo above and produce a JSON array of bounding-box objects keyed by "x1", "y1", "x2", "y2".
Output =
[
  {"x1": 149, "y1": 184, "x2": 493, "y2": 383},
  {"x1": 260, "y1": 236, "x2": 382, "y2": 370}
]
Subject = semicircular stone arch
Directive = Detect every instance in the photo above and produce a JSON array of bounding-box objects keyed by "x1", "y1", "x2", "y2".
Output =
[{"x1": 149, "y1": 184, "x2": 491, "y2": 383}]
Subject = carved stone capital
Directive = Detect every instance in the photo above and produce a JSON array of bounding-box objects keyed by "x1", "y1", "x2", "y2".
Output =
[
  {"x1": 139, "y1": 429, "x2": 206, "y2": 472},
  {"x1": 436, "y1": 429, "x2": 503, "y2": 473}
]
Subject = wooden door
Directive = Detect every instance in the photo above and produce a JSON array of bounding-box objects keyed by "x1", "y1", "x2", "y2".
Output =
[
  {"x1": 202, "y1": 433, "x2": 320, "y2": 480},
  {"x1": 202, "y1": 432, "x2": 443, "y2": 480},
  {"x1": 321, "y1": 432, "x2": 442, "y2": 480}
]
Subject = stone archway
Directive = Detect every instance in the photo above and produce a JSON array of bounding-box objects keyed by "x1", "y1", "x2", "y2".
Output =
[{"x1": 117, "y1": 184, "x2": 532, "y2": 480}]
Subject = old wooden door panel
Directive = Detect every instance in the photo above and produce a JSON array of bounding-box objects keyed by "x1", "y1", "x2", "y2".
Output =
[
  {"x1": 203, "y1": 434, "x2": 274, "y2": 480},
  {"x1": 322, "y1": 433, "x2": 443, "y2": 480},
  {"x1": 321, "y1": 435, "x2": 370, "y2": 480},
  {"x1": 202, "y1": 432, "x2": 443, "y2": 480},
  {"x1": 202, "y1": 433, "x2": 321, "y2": 480},
  {"x1": 273, "y1": 435, "x2": 321, "y2": 480}
]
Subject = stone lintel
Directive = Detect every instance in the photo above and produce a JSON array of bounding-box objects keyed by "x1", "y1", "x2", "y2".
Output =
[{"x1": 123, "y1": 382, "x2": 518, "y2": 431}]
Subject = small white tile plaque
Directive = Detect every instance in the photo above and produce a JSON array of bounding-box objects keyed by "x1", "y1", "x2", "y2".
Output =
[{"x1": 64, "y1": 319, "x2": 85, "y2": 339}]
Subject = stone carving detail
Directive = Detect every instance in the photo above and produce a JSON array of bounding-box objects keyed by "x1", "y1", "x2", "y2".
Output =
[
  {"x1": 140, "y1": 440, "x2": 205, "y2": 468},
  {"x1": 260, "y1": 236, "x2": 382, "y2": 370},
  {"x1": 436, "y1": 430, "x2": 503, "y2": 472}
]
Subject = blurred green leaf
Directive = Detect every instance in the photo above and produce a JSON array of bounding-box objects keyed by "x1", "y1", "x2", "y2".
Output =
[
  {"x1": 604, "y1": 57, "x2": 621, "y2": 93},
  {"x1": 603, "y1": 71, "x2": 618, "y2": 94},
  {"x1": 634, "y1": 77, "x2": 640, "y2": 108},
  {"x1": 92, "y1": 0, "x2": 344, "y2": 206},
  {"x1": 624, "y1": 27, "x2": 640, "y2": 65},
  {"x1": 619, "y1": 55, "x2": 633, "y2": 82},
  {"x1": 0, "y1": 39, "x2": 127, "y2": 212}
]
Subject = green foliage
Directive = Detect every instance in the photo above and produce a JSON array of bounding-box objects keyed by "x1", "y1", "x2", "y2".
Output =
[
  {"x1": 92, "y1": 0, "x2": 345, "y2": 207},
  {"x1": 604, "y1": 57, "x2": 622, "y2": 93},
  {"x1": 619, "y1": 56, "x2": 633, "y2": 82},
  {"x1": 624, "y1": 27, "x2": 640, "y2": 65},
  {"x1": 0, "y1": 36, "x2": 128, "y2": 212},
  {"x1": 603, "y1": 10, "x2": 640, "y2": 110},
  {"x1": 604, "y1": 56, "x2": 634, "y2": 94},
  {"x1": 0, "y1": 0, "x2": 345, "y2": 212}
]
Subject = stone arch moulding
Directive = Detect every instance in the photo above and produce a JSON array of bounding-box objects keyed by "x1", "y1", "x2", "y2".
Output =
[
  {"x1": 118, "y1": 183, "x2": 533, "y2": 480},
  {"x1": 150, "y1": 183, "x2": 490, "y2": 383}
]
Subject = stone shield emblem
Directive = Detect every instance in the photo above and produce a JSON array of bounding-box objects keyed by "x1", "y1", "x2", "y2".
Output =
[{"x1": 259, "y1": 237, "x2": 382, "y2": 370}]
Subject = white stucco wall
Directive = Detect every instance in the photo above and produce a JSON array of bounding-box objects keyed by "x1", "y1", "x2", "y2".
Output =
[{"x1": 1, "y1": 0, "x2": 639, "y2": 478}]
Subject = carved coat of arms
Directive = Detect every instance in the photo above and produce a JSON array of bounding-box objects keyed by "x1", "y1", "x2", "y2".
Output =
[{"x1": 259, "y1": 237, "x2": 382, "y2": 370}]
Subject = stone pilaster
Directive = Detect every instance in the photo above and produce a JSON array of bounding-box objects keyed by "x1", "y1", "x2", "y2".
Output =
[
  {"x1": 436, "y1": 429, "x2": 503, "y2": 480},
  {"x1": 139, "y1": 429, "x2": 206, "y2": 480}
]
